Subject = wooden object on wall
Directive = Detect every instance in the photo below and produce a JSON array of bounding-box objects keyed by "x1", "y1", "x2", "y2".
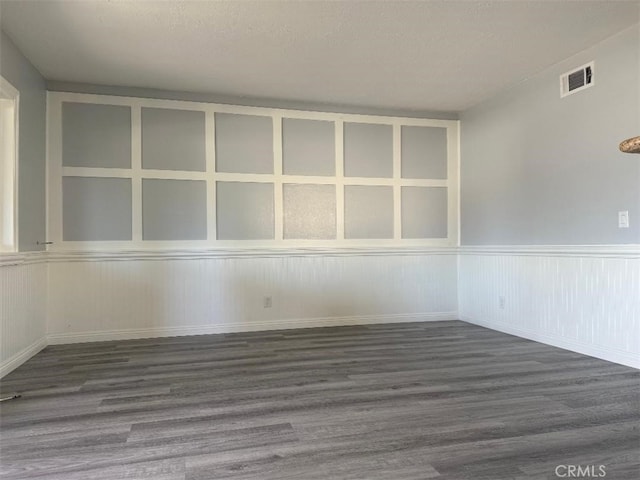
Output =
[{"x1": 619, "y1": 136, "x2": 640, "y2": 153}]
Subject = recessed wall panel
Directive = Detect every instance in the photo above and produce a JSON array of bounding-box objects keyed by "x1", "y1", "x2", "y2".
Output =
[
  {"x1": 62, "y1": 177, "x2": 132, "y2": 241},
  {"x1": 344, "y1": 185, "x2": 393, "y2": 239},
  {"x1": 401, "y1": 126, "x2": 447, "y2": 179},
  {"x1": 142, "y1": 108, "x2": 206, "y2": 171},
  {"x1": 62, "y1": 102, "x2": 131, "y2": 168},
  {"x1": 402, "y1": 186, "x2": 448, "y2": 238},
  {"x1": 284, "y1": 184, "x2": 336, "y2": 239},
  {"x1": 282, "y1": 118, "x2": 335, "y2": 176},
  {"x1": 215, "y1": 113, "x2": 273, "y2": 174},
  {"x1": 344, "y1": 123, "x2": 393, "y2": 178},
  {"x1": 216, "y1": 182, "x2": 274, "y2": 240},
  {"x1": 142, "y1": 179, "x2": 207, "y2": 240}
]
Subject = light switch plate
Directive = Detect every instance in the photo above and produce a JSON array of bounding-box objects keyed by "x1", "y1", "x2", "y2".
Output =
[{"x1": 618, "y1": 211, "x2": 629, "y2": 228}]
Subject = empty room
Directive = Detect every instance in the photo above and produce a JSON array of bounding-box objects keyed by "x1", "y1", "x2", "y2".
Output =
[{"x1": 0, "y1": 1, "x2": 639, "y2": 479}]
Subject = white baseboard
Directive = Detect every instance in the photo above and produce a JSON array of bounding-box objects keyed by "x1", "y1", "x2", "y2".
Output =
[
  {"x1": 460, "y1": 315, "x2": 640, "y2": 370},
  {"x1": 0, "y1": 337, "x2": 48, "y2": 378},
  {"x1": 47, "y1": 311, "x2": 458, "y2": 345}
]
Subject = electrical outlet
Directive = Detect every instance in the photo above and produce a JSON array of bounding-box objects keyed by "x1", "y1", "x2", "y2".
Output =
[
  {"x1": 618, "y1": 211, "x2": 629, "y2": 228},
  {"x1": 499, "y1": 296, "x2": 506, "y2": 309},
  {"x1": 263, "y1": 296, "x2": 272, "y2": 308}
]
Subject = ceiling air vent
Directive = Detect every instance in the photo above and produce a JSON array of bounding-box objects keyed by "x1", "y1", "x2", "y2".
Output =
[{"x1": 560, "y1": 62, "x2": 594, "y2": 97}]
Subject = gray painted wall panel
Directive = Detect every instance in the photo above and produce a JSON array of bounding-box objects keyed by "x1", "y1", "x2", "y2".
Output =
[
  {"x1": 63, "y1": 102, "x2": 132, "y2": 168},
  {"x1": 142, "y1": 179, "x2": 207, "y2": 240},
  {"x1": 0, "y1": 30, "x2": 46, "y2": 251},
  {"x1": 284, "y1": 184, "x2": 336, "y2": 239},
  {"x1": 216, "y1": 182, "x2": 274, "y2": 239},
  {"x1": 142, "y1": 107, "x2": 205, "y2": 171},
  {"x1": 215, "y1": 113, "x2": 273, "y2": 174},
  {"x1": 62, "y1": 177, "x2": 132, "y2": 241},
  {"x1": 461, "y1": 25, "x2": 640, "y2": 245},
  {"x1": 401, "y1": 186, "x2": 447, "y2": 238},
  {"x1": 344, "y1": 185, "x2": 393, "y2": 239},
  {"x1": 344, "y1": 123, "x2": 393, "y2": 178},
  {"x1": 282, "y1": 118, "x2": 335, "y2": 176},
  {"x1": 401, "y1": 126, "x2": 447, "y2": 179}
]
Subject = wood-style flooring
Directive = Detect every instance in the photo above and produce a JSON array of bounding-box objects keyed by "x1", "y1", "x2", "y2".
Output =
[{"x1": 1, "y1": 321, "x2": 639, "y2": 479}]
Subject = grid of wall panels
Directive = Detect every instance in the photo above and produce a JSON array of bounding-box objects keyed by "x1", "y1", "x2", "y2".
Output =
[{"x1": 51, "y1": 93, "x2": 458, "y2": 248}]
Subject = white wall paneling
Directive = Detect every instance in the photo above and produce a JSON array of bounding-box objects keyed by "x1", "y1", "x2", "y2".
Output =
[
  {"x1": 458, "y1": 247, "x2": 640, "y2": 369},
  {"x1": 47, "y1": 249, "x2": 458, "y2": 344},
  {"x1": 47, "y1": 92, "x2": 460, "y2": 250},
  {"x1": 0, "y1": 254, "x2": 47, "y2": 377},
  {"x1": 3, "y1": 246, "x2": 639, "y2": 376}
]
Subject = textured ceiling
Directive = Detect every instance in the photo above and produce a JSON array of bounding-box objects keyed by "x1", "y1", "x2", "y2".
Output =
[{"x1": 1, "y1": 0, "x2": 638, "y2": 113}]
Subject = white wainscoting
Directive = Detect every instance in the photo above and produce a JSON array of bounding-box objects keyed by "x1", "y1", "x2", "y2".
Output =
[
  {"x1": 0, "y1": 254, "x2": 48, "y2": 377},
  {"x1": 458, "y1": 246, "x2": 640, "y2": 369},
  {"x1": 4, "y1": 246, "x2": 638, "y2": 377},
  {"x1": 47, "y1": 249, "x2": 458, "y2": 344}
]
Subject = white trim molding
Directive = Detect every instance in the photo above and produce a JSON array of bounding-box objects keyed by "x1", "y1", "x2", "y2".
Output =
[
  {"x1": 0, "y1": 75, "x2": 19, "y2": 253},
  {"x1": 47, "y1": 312, "x2": 458, "y2": 345},
  {"x1": 46, "y1": 246, "x2": 458, "y2": 263},
  {"x1": 0, "y1": 254, "x2": 23, "y2": 267},
  {"x1": 11, "y1": 245, "x2": 638, "y2": 265},
  {"x1": 0, "y1": 251, "x2": 48, "y2": 267},
  {"x1": 0, "y1": 337, "x2": 47, "y2": 378},
  {"x1": 458, "y1": 244, "x2": 640, "y2": 258},
  {"x1": 460, "y1": 315, "x2": 640, "y2": 370}
]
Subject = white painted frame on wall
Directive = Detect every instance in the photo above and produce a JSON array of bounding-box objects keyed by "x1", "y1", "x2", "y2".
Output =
[
  {"x1": 0, "y1": 76, "x2": 19, "y2": 253},
  {"x1": 47, "y1": 92, "x2": 459, "y2": 251}
]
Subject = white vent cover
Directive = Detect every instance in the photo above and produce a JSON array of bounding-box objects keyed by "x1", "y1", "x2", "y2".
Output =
[{"x1": 560, "y1": 62, "x2": 594, "y2": 97}]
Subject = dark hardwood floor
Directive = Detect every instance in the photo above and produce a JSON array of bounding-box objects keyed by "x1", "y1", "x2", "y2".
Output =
[{"x1": 1, "y1": 320, "x2": 638, "y2": 479}]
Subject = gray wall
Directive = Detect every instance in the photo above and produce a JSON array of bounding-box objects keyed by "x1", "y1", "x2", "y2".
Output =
[
  {"x1": 1, "y1": 30, "x2": 47, "y2": 251},
  {"x1": 63, "y1": 102, "x2": 132, "y2": 168},
  {"x1": 460, "y1": 25, "x2": 640, "y2": 245}
]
